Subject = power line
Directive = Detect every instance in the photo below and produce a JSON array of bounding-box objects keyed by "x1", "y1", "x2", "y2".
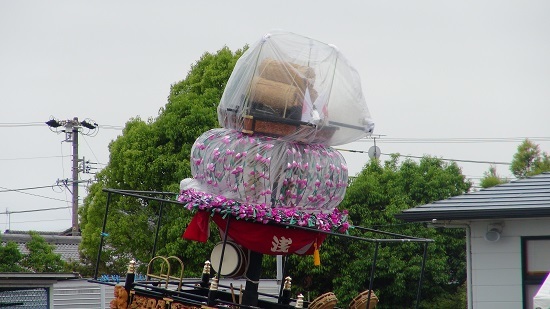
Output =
[
  {"x1": 98, "y1": 124, "x2": 124, "y2": 130},
  {"x1": 0, "y1": 122, "x2": 45, "y2": 127},
  {"x1": 0, "y1": 121, "x2": 123, "y2": 130},
  {"x1": 81, "y1": 135, "x2": 103, "y2": 166},
  {"x1": 0, "y1": 155, "x2": 70, "y2": 161},
  {"x1": 335, "y1": 148, "x2": 511, "y2": 165},
  {"x1": 7, "y1": 218, "x2": 72, "y2": 224},
  {"x1": 0, "y1": 185, "x2": 68, "y2": 202},
  {"x1": 358, "y1": 136, "x2": 550, "y2": 144},
  {"x1": 0, "y1": 185, "x2": 57, "y2": 193},
  {"x1": 1, "y1": 206, "x2": 72, "y2": 214}
]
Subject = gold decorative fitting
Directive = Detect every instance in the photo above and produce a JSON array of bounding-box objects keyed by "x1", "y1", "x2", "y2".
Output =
[
  {"x1": 127, "y1": 259, "x2": 136, "y2": 274},
  {"x1": 284, "y1": 276, "x2": 292, "y2": 290},
  {"x1": 209, "y1": 277, "x2": 219, "y2": 291},
  {"x1": 146, "y1": 256, "x2": 185, "y2": 291},
  {"x1": 203, "y1": 260, "x2": 211, "y2": 275},
  {"x1": 295, "y1": 294, "x2": 304, "y2": 308}
]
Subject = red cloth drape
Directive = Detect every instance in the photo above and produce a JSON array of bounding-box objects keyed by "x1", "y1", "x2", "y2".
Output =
[
  {"x1": 182, "y1": 211, "x2": 210, "y2": 242},
  {"x1": 182, "y1": 212, "x2": 326, "y2": 255},
  {"x1": 212, "y1": 214, "x2": 326, "y2": 256}
]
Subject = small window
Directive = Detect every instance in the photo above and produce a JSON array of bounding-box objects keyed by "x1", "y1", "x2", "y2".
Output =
[
  {"x1": 522, "y1": 237, "x2": 550, "y2": 309},
  {"x1": 526, "y1": 239, "x2": 550, "y2": 276}
]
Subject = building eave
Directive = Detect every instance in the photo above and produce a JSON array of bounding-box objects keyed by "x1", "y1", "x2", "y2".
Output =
[{"x1": 395, "y1": 207, "x2": 550, "y2": 222}]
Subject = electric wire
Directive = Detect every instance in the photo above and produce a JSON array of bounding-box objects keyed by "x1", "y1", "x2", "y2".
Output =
[
  {"x1": 0, "y1": 121, "x2": 122, "y2": 130},
  {"x1": 335, "y1": 148, "x2": 512, "y2": 165},
  {"x1": 8, "y1": 218, "x2": 71, "y2": 224},
  {"x1": 0, "y1": 185, "x2": 58, "y2": 193},
  {"x1": 60, "y1": 140, "x2": 70, "y2": 206},
  {"x1": 358, "y1": 136, "x2": 550, "y2": 144},
  {"x1": 81, "y1": 134, "x2": 103, "y2": 167},
  {"x1": 2, "y1": 206, "x2": 72, "y2": 214},
  {"x1": 0, "y1": 185, "x2": 68, "y2": 203},
  {"x1": 98, "y1": 124, "x2": 124, "y2": 130},
  {"x1": 0, "y1": 122, "x2": 45, "y2": 127},
  {"x1": 0, "y1": 155, "x2": 70, "y2": 161}
]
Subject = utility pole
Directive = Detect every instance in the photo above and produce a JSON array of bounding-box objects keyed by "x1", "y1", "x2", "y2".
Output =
[
  {"x1": 70, "y1": 117, "x2": 79, "y2": 236},
  {"x1": 46, "y1": 117, "x2": 98, "y2": 236}
]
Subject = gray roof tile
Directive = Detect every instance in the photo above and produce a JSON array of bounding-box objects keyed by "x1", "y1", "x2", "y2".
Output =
[
  {"x1": 0, "y1": 233, "x2": 81, "y2": 263},
  {"x1": 396, "y1": 172, "x2": 550, "y2": 222}
]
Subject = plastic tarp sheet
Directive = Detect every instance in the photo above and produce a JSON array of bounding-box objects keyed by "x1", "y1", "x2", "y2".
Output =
[
  {"x1": 534, "y1": 273, "x2": 550, "y2": 309},
  {"x1": 218, "y1": 31, "x2": 374, "y2": 146}
]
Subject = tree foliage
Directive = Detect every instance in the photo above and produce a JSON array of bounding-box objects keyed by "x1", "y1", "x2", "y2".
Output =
[
  {"x1": 79, "y1": 46, "x2": 245, "y2": 276},
  {"x1": 0, "y1": 241, "x2": 23, "y2": 272},
  {"x1": 21, "y1": 231, "x2": 66, "y2": 272},
  {"x1": 479, "y1": 165, "x2": 509, "y2": 189},
  {"x1": 510, "y1": 139, "x2": 550, "y2": 178},
  {"x1": 1, "y1": 232, "x2": 66, "y2": 273},
  {"x1": 285, "y1": 155, "x2": 471, "y2": 308}
]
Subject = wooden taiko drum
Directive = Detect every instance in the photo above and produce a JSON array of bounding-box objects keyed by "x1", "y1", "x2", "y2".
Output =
[{"x1": 210, "y1": 241, "x2": 248, "y2": 278}]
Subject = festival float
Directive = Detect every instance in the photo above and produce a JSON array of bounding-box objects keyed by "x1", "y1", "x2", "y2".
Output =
[{"x1": 91, "y1": 31, "x2": 432, "y2": 309}]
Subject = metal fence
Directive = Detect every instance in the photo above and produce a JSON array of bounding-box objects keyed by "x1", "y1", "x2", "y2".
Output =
[{"x1": 0, "y1": 288, "x2": 48, "y2": 309}]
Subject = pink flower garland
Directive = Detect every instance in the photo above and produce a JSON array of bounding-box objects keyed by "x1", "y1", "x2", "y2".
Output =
[{"x1": 178, "y1": 189, "x2": 350, "y2": 233}]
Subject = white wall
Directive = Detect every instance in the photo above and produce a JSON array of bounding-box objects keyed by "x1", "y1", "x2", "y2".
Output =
[
  {"x1": 469, "y1": 218, "x2": 550, "y2": 309},
  {"x1": 53, "y1": 280, "x2": 114, "y2": 309},
  {"x1": 52, "y1": 278, "x2": 281, "y2": 308}
]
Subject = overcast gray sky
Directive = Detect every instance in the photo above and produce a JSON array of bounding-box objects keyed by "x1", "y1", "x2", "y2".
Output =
[{"x1": 1, "y1": 1, "x2": 549, "y2": 232}]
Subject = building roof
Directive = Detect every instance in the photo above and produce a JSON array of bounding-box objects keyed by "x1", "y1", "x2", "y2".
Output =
[
  {"x1": 1, "y1": 231, "x2": 81, "y2": 262},
  {"x1": 0, "y1": 273, "x2": 81, "y2": 289},
  {"x1": 0, "y1": 272, "x2": 81, "y2": 281},
  {"x1": 395, "y1": 172, "x2": 550, "y2": 222}
]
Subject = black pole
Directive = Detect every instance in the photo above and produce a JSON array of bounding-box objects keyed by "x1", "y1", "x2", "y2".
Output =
[
  {"x1": 94, "y1": 192, "x2": 111, "y2": 280},
  {"x1": 200, "y1": 261, "x2": 211, "y2": 288},
  {"x1": 278, "y1": 255, "x2": 289, "y2": 303},
  {"x1": 151, "y1": 195, "x2": 165, "y2": 259},
  {"x1": 366, "y1": 242, "x2": 379, "y2": 309},
  {"x1": 124, "y1": 260, "x2": 136, "y2": 292},
  {"x1": 280, "y1": 274, "x2": 292, "y2": 306},
  {"x1": 242, "y1": 250, "x2": 263, "y2": 307},
  {"x1": 216, "y1": 215, "x2": 232, "y2": 278},
  {"x1": 208, "y1": 215, "x2": 232, "y2": 306},
  {"x1": 415, "y1": 242, "x2": 429, "y2": 309}
]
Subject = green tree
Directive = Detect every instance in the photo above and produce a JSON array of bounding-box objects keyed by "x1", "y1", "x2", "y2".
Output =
[
  {"x1": 510, "y1": 139, "x2": 550, "y2": 178},
  {"x1": 479, "y1": 165, "x2": 509, "y2": 188},
  {"x1": 0, "y1": 241, "x2": 23, "y2": 272},
  {"x1": 21, "y1": 231, "x2": 66, "y2": 272},
  {"x1": 286, "y1": 155, "x2": 471, "y2": 308},
  {"x1": 79, "y1": 46, "x2": 244, "y2": 276}
]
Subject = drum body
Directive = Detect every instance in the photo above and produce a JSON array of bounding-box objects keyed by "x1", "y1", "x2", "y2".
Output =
[{"x1": 210, "y1": 241, "x2": 248, "y2": 278}]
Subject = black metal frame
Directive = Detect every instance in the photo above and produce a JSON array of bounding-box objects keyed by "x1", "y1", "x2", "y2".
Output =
[{"x1": 91, "y1": 188, "x2": 433, "y2": 309}]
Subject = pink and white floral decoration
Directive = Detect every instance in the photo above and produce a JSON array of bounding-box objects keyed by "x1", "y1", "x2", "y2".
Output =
[{"x1": 188, "y1": 128, "x2": 348, "y2": 213}]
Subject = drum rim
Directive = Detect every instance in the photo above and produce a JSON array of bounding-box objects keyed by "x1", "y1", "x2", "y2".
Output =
[{"x1": 210, "y1": 242, "x2": 242, "y2": 276}]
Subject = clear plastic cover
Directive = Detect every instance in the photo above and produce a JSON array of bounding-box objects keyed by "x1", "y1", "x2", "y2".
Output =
[
  {"x1": 184, "y1": 128, "x2": 348, "y2": 213},
  {"x1": 218, "y1": 31, "x2": 374, "y2": 146}
]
